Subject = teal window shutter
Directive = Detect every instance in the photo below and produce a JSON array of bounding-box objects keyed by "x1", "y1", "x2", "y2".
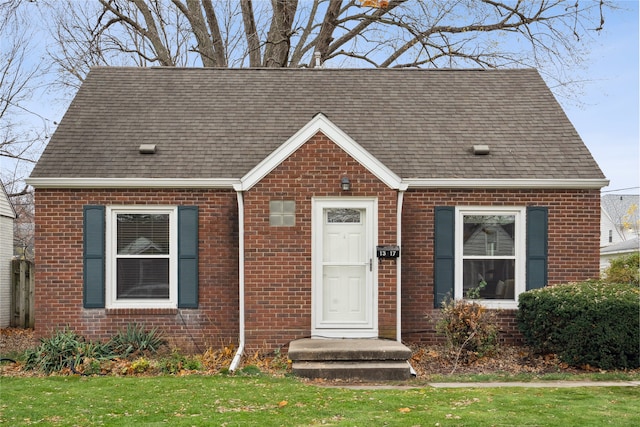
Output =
[
  {"x1": 83, "y1": 205, "x2": 105, "y2": 308},
  {"x1": 434, "y1": 206, "x2": 455, "y2": 307},
  {"x1": 526, "y1": 207, "x2": 548, "y2": 290},
  {"x1": 178, "y1": 206, "x2": 199, "y2": 308}
]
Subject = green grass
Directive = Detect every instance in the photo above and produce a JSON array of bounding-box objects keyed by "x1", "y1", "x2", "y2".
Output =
[{"x1": 1, "y1": 375, "x2": 638, "y2": 426}]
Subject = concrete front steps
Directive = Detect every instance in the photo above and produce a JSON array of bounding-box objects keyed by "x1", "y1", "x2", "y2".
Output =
[{"x1": 288, "y1": 338, "x2": 413, "y2": 381}]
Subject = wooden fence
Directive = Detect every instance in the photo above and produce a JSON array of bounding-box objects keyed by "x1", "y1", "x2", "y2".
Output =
[{"x1": 11, "y1": 259, "x2": 35, "y2": 328}]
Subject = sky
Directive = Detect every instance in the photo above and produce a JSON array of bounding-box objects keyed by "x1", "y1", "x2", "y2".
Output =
[
  {"x1": 3, "y1": 1, "x2": 639, "y2": 196},
  {"x1": 557, "y1": 1, "x2": 639, "y2": 195}
]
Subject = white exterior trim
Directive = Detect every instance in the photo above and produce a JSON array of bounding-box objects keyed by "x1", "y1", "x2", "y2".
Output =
[
  {"x1": 105, "y1": 205, "x2": 178, "y2": 309},
  {"x1": 236, "y1": 113, "x2": 405, "y2": 192},
  {"x1": 311, "y1": 197, "x2": 378, "y2": 338},
  {"x1": 25, "y1": 178, "x2": 239, "y2": 189},
  {"x1": 404, "y1": 178, "x2": 608, "y2": 189},
  {"x1": 454, "y1": 206, "x2": 526, "y2": 310},
  {"x1": 26, "y1": 176, "x2": 608, "y2": 192}
]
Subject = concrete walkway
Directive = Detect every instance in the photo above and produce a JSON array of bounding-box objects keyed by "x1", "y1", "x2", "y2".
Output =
[
  {"x1": 321, "y1": 381, "x2": 640, "y2": 389},
  {"x1": 428, "y1": 381, "x2": 640, "y2": 388}
]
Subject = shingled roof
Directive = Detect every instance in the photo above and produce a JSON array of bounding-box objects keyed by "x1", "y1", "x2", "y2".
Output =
[{"x1": 30, "y1": 67, "x2": 605, "y2": 183}]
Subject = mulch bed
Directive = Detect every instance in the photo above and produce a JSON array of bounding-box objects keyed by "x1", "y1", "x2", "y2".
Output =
[{"x1": 1, "y1": 328, "x2": 633, "y2": 378}]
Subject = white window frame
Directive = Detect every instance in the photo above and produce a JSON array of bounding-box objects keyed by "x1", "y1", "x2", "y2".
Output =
[
  {"x1": 105, "y1": 206, "x2": 178, "y2": 309},
  {"x1": 454, "y1": 206, "x2": 526, "y2": 309}
]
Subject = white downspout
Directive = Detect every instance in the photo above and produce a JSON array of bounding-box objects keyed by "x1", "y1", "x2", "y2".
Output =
[
  {"x1": 397, "y1": 187, "x2": 416, "y2": 377},
  {"x1": 230, "y1": 189, "x2": 245, "y2": 372},
  {"x1": 396, "y1": 189, "x2": 405, "y2": 342}
]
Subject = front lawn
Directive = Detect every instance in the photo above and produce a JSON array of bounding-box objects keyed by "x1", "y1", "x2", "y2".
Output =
[{"x1": 1, "y1": 375, "x2": 638, "y2": 426}]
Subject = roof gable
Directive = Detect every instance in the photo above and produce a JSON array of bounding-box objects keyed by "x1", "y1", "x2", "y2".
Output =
[
  {"x1": 236, "y1": 113, "x2": 404, "y2": 191},
  {"x1": 601, "y1": 195, "x2": 640, "y2": 226}
]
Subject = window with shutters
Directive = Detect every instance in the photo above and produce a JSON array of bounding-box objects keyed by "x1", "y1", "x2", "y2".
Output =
[
  {"x1": 106, "y1": 206, "x2": 178, "y2": 308},
  {"x1": 455, "y1": 207, "x2": 526, "y2": 309}
]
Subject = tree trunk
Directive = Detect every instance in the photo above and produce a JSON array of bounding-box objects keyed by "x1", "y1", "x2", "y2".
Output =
[
  {"x1": 241, "y1": 0, "x2": 261, "y2": 67},
  {"x1": 263, "y1": 0, "x2": 298, "y2": 67},
  {"x1": 312, "y1": 0, "x2": 341, "y2": 67},
  {"x1": 201, "y1": 0, "x2": 227, "y2": 67}
]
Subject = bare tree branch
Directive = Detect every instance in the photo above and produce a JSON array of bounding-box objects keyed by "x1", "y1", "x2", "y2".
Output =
[
  {"x1": 172, "y1": 0, "x2": 215, "y2": 66},
  {"x1": 326, "y1": 0, "x2": 406, "y2": 59},
  {"x1": 42, "y1": 0, "x2": 612, "y2": 94},
  {"x1": 289, "y1": 0, "x2": 321, "y2": 67}
]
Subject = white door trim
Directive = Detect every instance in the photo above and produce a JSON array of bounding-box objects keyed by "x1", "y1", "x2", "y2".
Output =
[{"x1": 311, "y1": 197, "x2": 378, "y2": 338}]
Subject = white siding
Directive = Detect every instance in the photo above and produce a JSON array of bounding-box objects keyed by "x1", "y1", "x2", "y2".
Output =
[
  {"x1": 600, "y1": 210, "x2": 623, "y2": 247},
  {"x1": 0, "y1": 216, "x2": 13, "y2": 327},
  {"x1": 601, "y1": 195, "x2": 640, "y2": 248},
  {"x1": 0, "y1": 183, "x2": 16, "y2": 219}
]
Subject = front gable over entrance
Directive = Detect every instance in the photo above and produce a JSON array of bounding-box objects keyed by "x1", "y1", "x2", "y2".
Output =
[{"x1": 234, "y1": 113, "x2": 406, "y2": 192}]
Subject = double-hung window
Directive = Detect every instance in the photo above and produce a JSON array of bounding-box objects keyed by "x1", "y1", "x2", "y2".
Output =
[
  {"x1": 455, "y1": 207, "x2": 526, "y2": 309},
  {"x1": 106, "y1": 206, "x2": 178, "y2": 308}
]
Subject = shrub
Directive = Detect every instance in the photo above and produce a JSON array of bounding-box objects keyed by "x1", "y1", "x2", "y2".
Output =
[
  {"x1": 160, "y1": 349, "x2": 201, "y2": 374},
  {"x1": 24, "y1": 328, "x2": 115, "y2": 374},
  {"x1": 109, "y1": 323, "x2": 166, "y2": 356},
  {"x1": 517, "y1": 281, "x2": 640, "y2": 370},
  {"x1": 130, "y1": 357, "x2": 152, "y2": 374},
  {"x1": 602, "y1": 252, "x2": 639, "y2": 285},
  {"x1": 24, "y1": 324, "x2": 166, "y2": 374},
  {"x1": 436, "y1": 298, "x2": 499, "y2": 364}
]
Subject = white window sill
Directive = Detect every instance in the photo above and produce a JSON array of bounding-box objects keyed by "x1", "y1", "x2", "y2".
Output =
[
  {"x1": 106, "y1": 301, "x2": 177, "y2": 310},
  {"x1": 460, "y1": 299, "x2": 519, "y2": 310}
]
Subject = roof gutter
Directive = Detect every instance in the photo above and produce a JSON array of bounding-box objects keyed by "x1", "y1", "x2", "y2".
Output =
[
  {"x1": 229, "y1": 189, "x2": 245, "y2": 372},
  {"x1": 26, "y1": 177, "x2": 610, "y2": 191},
  {"x1": 25, "y1": 177, "x2": 240, "y2": 189},
  {"x1": 403, "y1": 178, "x2": 609, "y2": 189}
]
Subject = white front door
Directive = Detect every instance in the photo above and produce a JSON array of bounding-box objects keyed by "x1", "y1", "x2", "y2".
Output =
[{"x1": 312, "y1": 199, "x2": 377, "y2": 338}]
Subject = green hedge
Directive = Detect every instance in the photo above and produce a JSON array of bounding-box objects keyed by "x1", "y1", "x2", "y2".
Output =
[{"x1": 517, "y1": 281, "x2": 640, "y2": 370}]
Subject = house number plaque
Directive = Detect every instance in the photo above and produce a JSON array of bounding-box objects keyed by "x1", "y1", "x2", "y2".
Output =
[{"x1": 376, "y1": 245, "x2": 400, "y2": 259}]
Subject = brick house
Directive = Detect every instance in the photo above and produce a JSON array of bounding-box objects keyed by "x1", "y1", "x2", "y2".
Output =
[{"x1": 27, "y1": 68, "x2": 607, "y2": 357}]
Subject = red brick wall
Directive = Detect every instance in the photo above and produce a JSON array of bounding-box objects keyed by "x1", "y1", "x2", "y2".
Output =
[
  {"x1": 400, "y1": 188, "x2": 601, "y2": 345},
  {"x1": 243, "y1": 132, "x2": 399, "y2": 351},
  {"x1": 33, "y1": 151, "x2": 601, "y2": 353},
  {"x1": 34, "y1": 188, "x2": 239, "y2": 353}
]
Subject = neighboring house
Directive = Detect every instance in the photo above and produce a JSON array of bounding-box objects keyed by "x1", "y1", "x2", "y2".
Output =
[
  {"x1": 0, "y1": 181, "x2": 17, "y2": 327},
  {"x1": 600, "y1": 194, "x2": 639, "y2": 271},
  {"x1": 600, "y1": 237, "x2": 640, "y2": 272},
  {"x1": 26, "y1": 67, "x2": 607, "y2": 353},
  {"x1": 600, "y1": 194, "x2": 640, "y2": 247}
]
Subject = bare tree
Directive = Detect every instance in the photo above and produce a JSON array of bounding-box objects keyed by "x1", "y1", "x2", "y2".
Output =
[
  {"x1": 43, "y1": 0, "x2": 608, "y2": 95},
  {"x1": 0, "y1": 0, "x2": 51, "y2": 197},
  {"x1": 11, "y1": 191, "x2": 34, "y2": 260}
]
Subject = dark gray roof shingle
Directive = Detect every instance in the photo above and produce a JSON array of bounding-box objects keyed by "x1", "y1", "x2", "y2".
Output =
[{"x1": 30, "y1": 67, "x2": 605, "y2": 181}]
